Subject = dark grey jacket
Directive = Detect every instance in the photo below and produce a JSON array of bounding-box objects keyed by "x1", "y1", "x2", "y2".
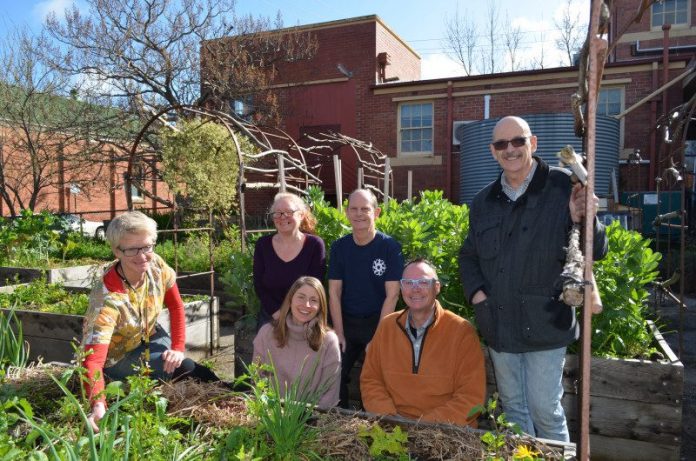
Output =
[{"x1": 459, "y1": 157, "x2": 607, "y2": 353}]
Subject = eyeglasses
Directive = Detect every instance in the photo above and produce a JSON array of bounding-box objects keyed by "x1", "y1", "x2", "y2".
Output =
[
  {"x1": 270, "y1": 210, "x2": 299, "y2": 219},
  {"x1": 400, "y1": 278, "x2": 437, "y2": 289},
  {"x1": 118, "y1": 244, "x2": 155, "y2": 257},
  {"x1": 491, "y1": 136, "x2": 529, "y2": 151}
]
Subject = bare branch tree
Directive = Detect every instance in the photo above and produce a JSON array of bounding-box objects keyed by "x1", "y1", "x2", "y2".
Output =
[
  {"x1": 503, "y1": 13, "x2": 523, "y2": 72},
  {"x1": 43, "y1": 0, "x2": 316, "y2": 123},
  {"x1": 555, "y1": 0, "x2": 585, "y2": 66},
  {"x1": 0, "y1": 26, "x2": 118, "y2": 215},
  {"x1": 479, "y1": 1, "x2": 501, "y2": 74},
  {"x1": 530, "y1": 32, "x2": 548, "y2": 70},
  {"x1": 443, "y1": 5, "x2": 479, "y2": 76}
]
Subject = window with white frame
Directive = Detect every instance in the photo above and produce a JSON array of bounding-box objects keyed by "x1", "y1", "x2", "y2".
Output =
[
  {"x1": 597, "y1": 87, "x2": 623, "y2": 116},
  {"x1": 399, "y1": 102, "x2": 433, "y2": 155},
  {"x1": 652, "y1": 0, "x2": 689, "y2": 28}
]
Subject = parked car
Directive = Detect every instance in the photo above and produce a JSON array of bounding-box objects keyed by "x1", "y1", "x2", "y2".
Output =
[{"x1": 54, "y1": 213, "x2": 106, "y2": 240}]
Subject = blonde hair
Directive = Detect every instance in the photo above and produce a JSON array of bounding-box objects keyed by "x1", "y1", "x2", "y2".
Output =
[
  {"x1": 106, "y1": 211, "x2": 158, "y2": 249},
  {"x1": 273, "y1": 276, "x2": 329, "y2": 351},
  {"x1": 271, "y1": 192, "x2": 317, "y2": 234}
]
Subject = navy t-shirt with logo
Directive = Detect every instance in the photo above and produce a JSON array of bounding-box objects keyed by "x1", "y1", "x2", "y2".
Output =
[{"x1": 328, "y1": 231, "x2": 403, "y2": 317}]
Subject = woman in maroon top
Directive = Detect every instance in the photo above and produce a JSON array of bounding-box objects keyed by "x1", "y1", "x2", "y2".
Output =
[{"x1": 253, "y1": 192, "x2": 326, "y2": 330}]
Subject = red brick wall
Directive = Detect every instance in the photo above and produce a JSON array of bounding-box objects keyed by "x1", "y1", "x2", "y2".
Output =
[
  {"x1": 0, "y1": 126, "x2": 173, "y2": 220},
  {"x1": 611, "y1": 0, "x2": 696, "y2": 62}
]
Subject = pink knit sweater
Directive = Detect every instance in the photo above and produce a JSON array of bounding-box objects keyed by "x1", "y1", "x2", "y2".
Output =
[{"x1": 252, "y1": 317, "x2": 341, "y2": 409}]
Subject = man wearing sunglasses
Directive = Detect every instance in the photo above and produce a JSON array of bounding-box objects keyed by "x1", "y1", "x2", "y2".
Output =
[
  {"x1": 360, "y1": 259, "x2": 485, "y2": 426},
  {"x1": 459, "y1": 116, "x2": 607, "y2": 441}
]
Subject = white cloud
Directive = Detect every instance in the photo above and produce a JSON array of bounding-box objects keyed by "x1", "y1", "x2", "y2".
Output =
[
  {"x1": 33, "y1": 0, "x2": 82, "y2": 21},
  {"x1": 420, "y1": 53, "x2": 467, "y2": 80}
]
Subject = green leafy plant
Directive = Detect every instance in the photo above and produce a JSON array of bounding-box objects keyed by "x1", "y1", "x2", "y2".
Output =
[
  {"x1": 469, "y1": 393, "x2": 522, "y2": 461},
  {"x1": 0, "y1": 279, "x2": 90, "y2": 315},
  {"x1": 377, "y1": 190, "x2": 470, "y2": 316},
  {"x1": 357, "y1": 423, "x2": 409, "y2": 460},
  {"x1": 242, "y1": 359, "x2": 325, "y2": 460},
  {"x1": 161, "y1": 118, "x2": 253, "y2": 212},
  {"x1": 588, "y1": 222, "x2": 662, "y2": 358},
  {"x1": 0, "y1": 305, "x2": 28, "y2": 371}
]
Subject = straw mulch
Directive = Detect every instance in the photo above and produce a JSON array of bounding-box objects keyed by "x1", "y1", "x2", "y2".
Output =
[
  {"x1": 310, "y1": 410, "x2": 565, "y2": 461},
  {"x1": 1, "y1": 362, "x2": 79, "y2": 401},
  {"x1": 159, "y1": 380, "x2": 254, "y2": 428}
]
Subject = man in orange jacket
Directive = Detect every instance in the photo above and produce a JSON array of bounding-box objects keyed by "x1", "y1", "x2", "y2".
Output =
[{"x1": 360, "y1": 259, "x2": 486, "y2": 426}]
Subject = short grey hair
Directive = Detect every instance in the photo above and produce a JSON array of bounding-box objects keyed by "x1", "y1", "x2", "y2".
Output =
[
  {"x1": 106, "y1": 211, "x2": 158, "y2": 248},
  {"x1": 348, "y1": 188, "x2": 379, "y2": 209}
]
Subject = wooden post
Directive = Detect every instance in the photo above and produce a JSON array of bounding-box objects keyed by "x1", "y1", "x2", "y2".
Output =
[
  {"x1": 358, "y1": 167, "x2": 364, "y2": 189},
  {"x1": 278, "y1": 154, "x2": 286, "y2": 192},
  {"x1": 333, "y1": 155, "x2": 343, "y2": 212},
  {"x1": 407, "y1": 170, "x2": 413, "y2": 201},
  {"x1": 579, "y1": 1, "x2": 606, "y2": 458},
  {"x1": 383, "y1": 158, "x2": 391, "y2": 204}
]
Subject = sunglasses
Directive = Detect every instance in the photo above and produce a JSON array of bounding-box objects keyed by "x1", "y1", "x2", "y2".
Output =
[{"x1": 491, "y1": 136, "x2": 529, "y2": 151}]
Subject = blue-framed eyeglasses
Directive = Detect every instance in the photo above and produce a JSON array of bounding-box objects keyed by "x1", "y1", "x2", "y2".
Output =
[{"x1": 400, "y1": 278, "x2": 436, "y2": 289}]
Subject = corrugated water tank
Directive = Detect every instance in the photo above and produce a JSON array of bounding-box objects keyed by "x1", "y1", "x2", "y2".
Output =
[{"x1": 458, "y1": 114, "x2": 620, "y2": 204}]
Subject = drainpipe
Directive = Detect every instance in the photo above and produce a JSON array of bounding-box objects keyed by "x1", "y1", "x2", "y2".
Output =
[
  {"x1": 446, "y1": 81, "x2": 453, "y2": 200},
  {"x1": 650, "y1": 62, "x2": 658, "y2": 190},
  {"x1": 484, "y1": 94, "x2": 491, "y2": 119},
  {"x1": 661, "y1": 24, "x2": 671, "y2": 173}
]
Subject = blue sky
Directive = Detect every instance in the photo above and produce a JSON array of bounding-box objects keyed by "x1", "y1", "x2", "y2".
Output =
[{"x1": 0, "y1": 0, "x2": 590, "y2": 79}]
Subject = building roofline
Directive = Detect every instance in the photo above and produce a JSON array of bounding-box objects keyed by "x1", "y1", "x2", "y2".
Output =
[
  {"x1": 371, "y1": 56, "x2": 692, "y2": 89},
  {"x1": 205, "y1": 14, "x2": 419, "y2": 60}
]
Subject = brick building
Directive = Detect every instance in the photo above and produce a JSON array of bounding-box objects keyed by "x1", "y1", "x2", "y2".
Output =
[
  {"x1": 0, "y1": 122, "x2": 170, "y2": 221},
  {"x1": 212, "y1": 0, "x2": 696, "y2": 210}
]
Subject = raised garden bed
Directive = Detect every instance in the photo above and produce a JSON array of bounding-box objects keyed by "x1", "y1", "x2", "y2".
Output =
[
  {"x1": 0, "y1": 263, "x2": 108, "y2": 288},
  {"x1": 259, "y1": 317, "x2": 681, "y2": 460},
  {"x1": 0, "y1": 287, "x2": 219, "y2": 363},
  {"x1": 483, "y1": 321, "x2": 683, "y2": 461}
]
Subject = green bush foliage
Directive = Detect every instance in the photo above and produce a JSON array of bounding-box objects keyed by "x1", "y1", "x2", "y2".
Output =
[
  {"x1": 308, "y1": 187, "x2": 471, "y2": 317},
  {"x1": 590, "y1": 222, "x2": 662, "y2": 358},
  {"x1": 0, "y1": 279, "x2": 89, "y2": 315},
  {"x1": 0, "y1": 210, "x2": 112, "y2": 268},
  {"x1": 161, "y1": 118, "x2": 250, "y2": 212}
]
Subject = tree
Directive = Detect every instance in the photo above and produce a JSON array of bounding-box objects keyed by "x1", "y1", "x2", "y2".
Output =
[
  {"x1": 555, "y1": 0, "x2": 586, "y2": 66},
  {"x1": 479, "y1": 1, "x2": 501, "y2": 74},
  {"x1": 530, "y1": 32, "x2": 549, "y2": 70},
  {"x1": 443, "y1": 6, "x2": 479, "y2": 76},
  {"x1": 0, "y1": 27, "x2": 121, "y2": 216},
  {"x1": 160, "y1": 119, "x2": 250, "y2": 212},
  {"x1": 44, "y1": 0, "x2": 316, "y2": 123},
  {"x1": 503, "y1": 13, "x2": 523, "y2": 72}
]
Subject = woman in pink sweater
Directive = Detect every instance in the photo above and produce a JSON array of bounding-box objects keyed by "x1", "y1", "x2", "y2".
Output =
[{"x1": 252, "y1": 276, "x2": 340, "y2": 409}]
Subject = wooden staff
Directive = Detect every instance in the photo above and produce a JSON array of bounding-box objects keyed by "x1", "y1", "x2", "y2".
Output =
[{"x1": 557, "y1": 145, "x2": 603, "y2": 314}]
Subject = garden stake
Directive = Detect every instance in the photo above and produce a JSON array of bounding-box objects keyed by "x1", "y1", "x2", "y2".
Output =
[{"x1": 576, "y1": 0, "x2": 607, "y2": 458}]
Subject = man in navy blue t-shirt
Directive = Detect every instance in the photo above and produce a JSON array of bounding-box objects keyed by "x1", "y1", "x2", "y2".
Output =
[{"x1": 328, "y1": 189, "x2": 403, "y2": 408}]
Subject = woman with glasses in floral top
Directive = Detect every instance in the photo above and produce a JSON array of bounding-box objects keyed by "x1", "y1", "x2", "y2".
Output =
[
  {"x1": 81, "y1": 211, "x2": 219, "y2": 433},
  {"x1": 253, "y1": 192, "x2": 326, "y2": 331}
]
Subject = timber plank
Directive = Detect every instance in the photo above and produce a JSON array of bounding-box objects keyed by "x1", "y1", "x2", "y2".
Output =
[
  {"x1": 587, "y1": 433, "x2": 680, "y2": 461},
  {"x1": 563, "y1": 394, "x2": 681, "y2": 446}
]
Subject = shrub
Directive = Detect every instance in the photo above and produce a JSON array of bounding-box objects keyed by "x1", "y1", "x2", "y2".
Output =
[
  {"x1": 590, "y1": 222, "x2": 662, "y2": 358},
  {"x1": 160, "y1": 118, "x2": 252, "y2": 213}
]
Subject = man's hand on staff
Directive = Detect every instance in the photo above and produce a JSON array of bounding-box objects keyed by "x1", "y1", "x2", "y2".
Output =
[{"x1": 569, "y1": 183, "x2": 599, "y2": 224}]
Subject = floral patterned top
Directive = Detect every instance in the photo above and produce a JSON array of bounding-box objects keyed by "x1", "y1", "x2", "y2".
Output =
[{"x1": 81, "y1": 253, "x2": 177, "y2": 367}]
